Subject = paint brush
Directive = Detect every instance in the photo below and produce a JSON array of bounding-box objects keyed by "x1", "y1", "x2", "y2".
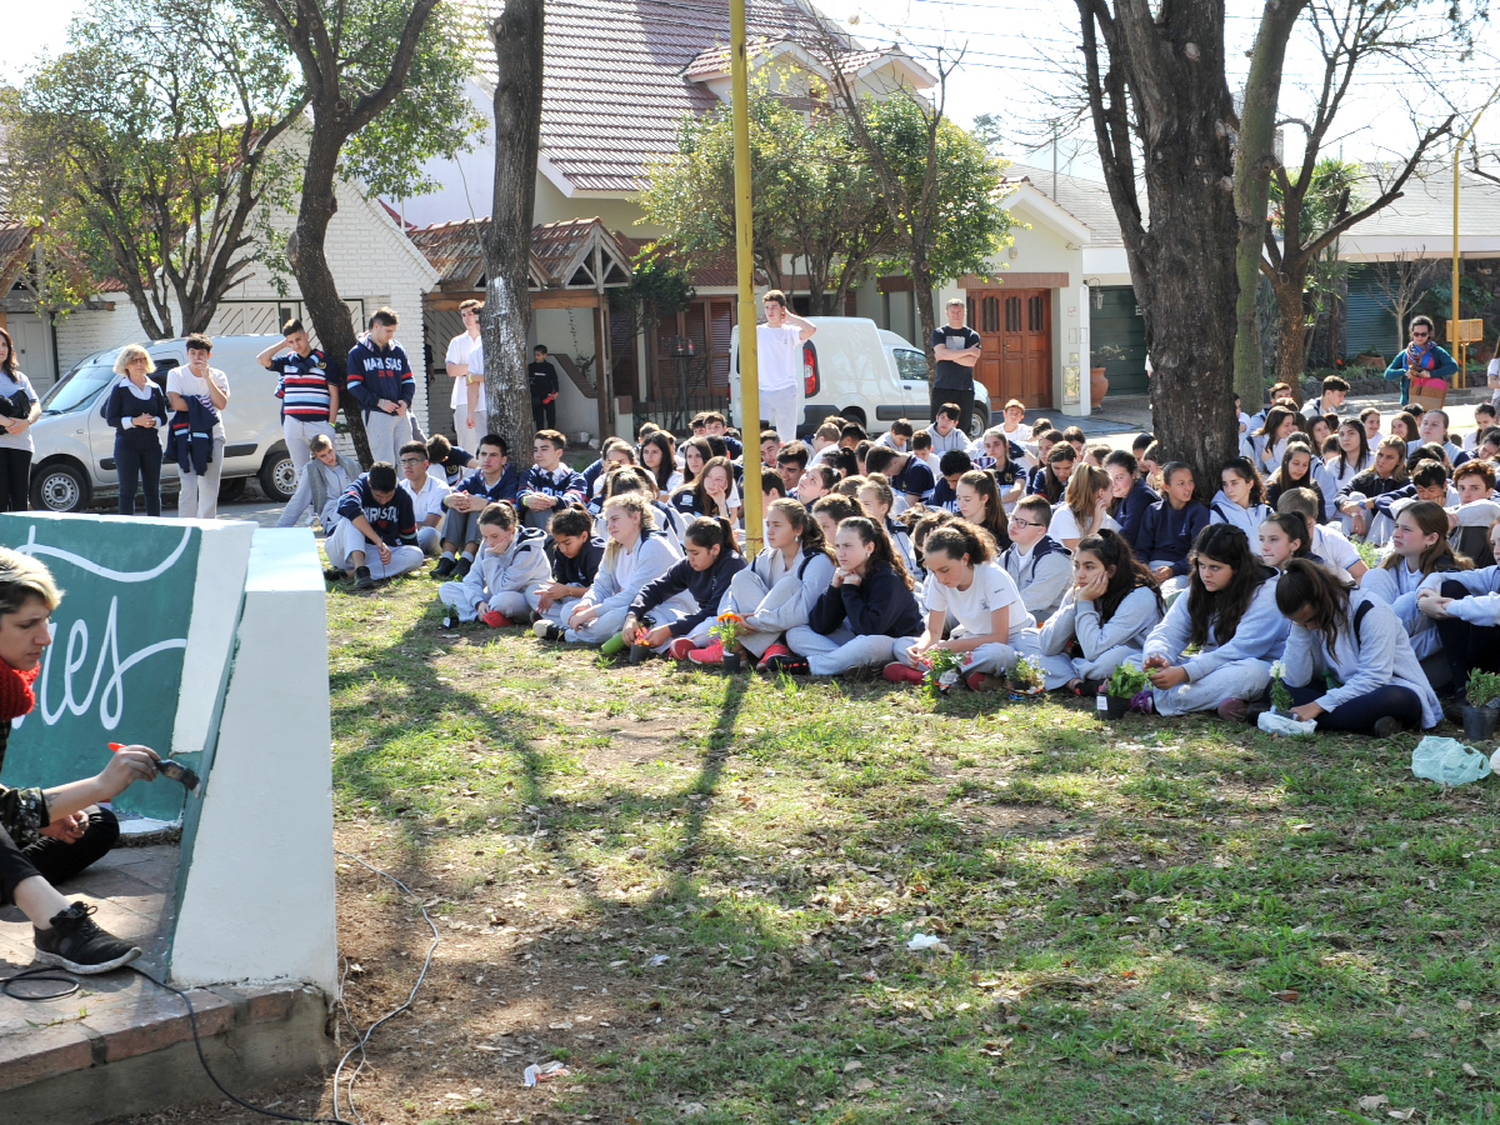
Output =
[{"x1": 109, "y1": 743, "x2": 200, "y2": 791}]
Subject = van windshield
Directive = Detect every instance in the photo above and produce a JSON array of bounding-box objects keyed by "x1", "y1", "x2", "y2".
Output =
[{"x1": 41, "y1": 360, "x2": 118, "y2": 416}]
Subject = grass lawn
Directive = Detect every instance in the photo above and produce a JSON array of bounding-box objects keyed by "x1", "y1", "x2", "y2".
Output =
[{"x1": 150, "y1": 571, "x2": 1500, "y2": 1124}]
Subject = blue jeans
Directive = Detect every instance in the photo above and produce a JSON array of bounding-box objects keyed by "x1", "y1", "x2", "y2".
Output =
[{"x1": 116, "y1": 438, "x2": 162, "y2": 516}]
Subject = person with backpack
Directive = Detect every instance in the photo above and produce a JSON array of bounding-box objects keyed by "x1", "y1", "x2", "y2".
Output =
[{"x1": 1274, "y1": 559, "x2": 1439, "y2": 734}]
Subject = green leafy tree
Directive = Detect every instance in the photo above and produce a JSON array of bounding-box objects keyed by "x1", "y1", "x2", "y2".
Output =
[
  {"x1": 3, "y1": 0, "x2": 306, "y2": 338},
  {"x1": 821, "y1": 58, "x2": 1013, "y2": 372},
  {"x1": 640, "y1": 90, "x2": 894, "y2": 315},
  {"x1": 250, "y1": 0, "x2": 481, "y2": 464}
]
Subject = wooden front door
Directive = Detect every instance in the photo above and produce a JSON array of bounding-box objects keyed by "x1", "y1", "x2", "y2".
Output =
[{"x1": 968, "y1": 288, "x2": 1053, "y2": 409}]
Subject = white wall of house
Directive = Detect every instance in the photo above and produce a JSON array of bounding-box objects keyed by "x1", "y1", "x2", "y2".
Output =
[{"x1": 51, "y1": 165, "x2": 438, "y2": 429}]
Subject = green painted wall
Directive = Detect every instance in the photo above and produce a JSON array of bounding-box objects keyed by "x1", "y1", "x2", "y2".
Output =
[
  {"x1": 1093, "y1": 286, "x2": 1150, "y2": 396},
  {"x1": 0, "y1": 517, "x2": 203, "y2": 821}
]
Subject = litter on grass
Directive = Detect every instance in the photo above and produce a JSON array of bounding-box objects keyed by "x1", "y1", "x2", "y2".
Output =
[
  {"x1": 1411, "y1": 736, "x2": 1493, "y2": 786},
  {"x1": 523, "y1": 1061, "x2": 570, "y2": 1088},
  {"x1": 907, "y1": 933, "x2": 948, "y2": 952}
]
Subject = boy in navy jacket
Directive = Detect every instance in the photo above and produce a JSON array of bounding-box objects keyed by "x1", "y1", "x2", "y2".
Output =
[
  {"x1": 433, "y1": 435, "x2": 519, "y2": 579},
  {"x1": 325, "y1": 462, "x2": 425, "y2": 589},
  {"x1": 346, "y1": 307, "x2": 415, "y2": 466},
  {"x1": 517, "y1": 429, "x2": 587, "y2": 530}
]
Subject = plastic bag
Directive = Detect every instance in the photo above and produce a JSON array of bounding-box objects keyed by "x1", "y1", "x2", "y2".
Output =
[
  {"x1": 1257, "y1": 710, "x2": 1318, "y2": 737},
  {"x1": 1411, "y1": 736, "x2": 1493, "y2": 786}
]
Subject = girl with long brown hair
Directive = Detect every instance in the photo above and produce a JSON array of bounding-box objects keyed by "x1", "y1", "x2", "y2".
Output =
[{"x1": 1139, "y1": 524, "x2": 1289, "y2": 720}]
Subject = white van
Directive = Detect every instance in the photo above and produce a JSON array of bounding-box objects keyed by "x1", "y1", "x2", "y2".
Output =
[
  {"x1": 728, "y1": 317, "x2": 992, "y2": 438},
  {"x1": 28, "y1": 335, "x2": 298, "y2": 512}
]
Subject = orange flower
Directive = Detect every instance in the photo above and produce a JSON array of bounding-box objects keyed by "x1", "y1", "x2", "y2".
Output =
[{"x1": 717, "y1": 612, "x2": 745, "y2": 624}]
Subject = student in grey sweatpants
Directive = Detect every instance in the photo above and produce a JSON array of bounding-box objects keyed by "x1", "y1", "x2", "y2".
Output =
[
  {"x1": 1037, "y1": 529, "x2": 1164, "y2": 691},
  {"x1": 558, "y1": 496, "x2": 682, "y2": 645},
  {"x1": 436, "y1": 505, "x2": 552, "y2": 624},
  {"x1": 718, "y1": 499, "x2": 836, "y2": 661},
  {"x1": 1138, "y1": 524, "x2": 1290, "y2": 717}
]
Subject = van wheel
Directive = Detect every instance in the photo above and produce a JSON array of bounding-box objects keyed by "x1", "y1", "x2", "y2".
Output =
[
  {"x1": 31, "y1": 462, "x2": 89, "y2": 513},
  {"x1": 259, "y1": 449, "x2": 297, "y2": 501},
  {"x1": 218, "y1": 478, "x2": 246, "y2": 503},
  {"x1": 969, "y1": 407, "x2": 990, "y2": 438},
  {"x1": 841, "y1": 407, "x2": 867, "y2": 429}
]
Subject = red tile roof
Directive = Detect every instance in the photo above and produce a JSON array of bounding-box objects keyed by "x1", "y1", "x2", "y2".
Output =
[
  {"x1": 410, "y1": 217, "x2": 634, "y2": 290},
  {"x1": 468, "y1": 0, "x2": 849, "y2": 194}
]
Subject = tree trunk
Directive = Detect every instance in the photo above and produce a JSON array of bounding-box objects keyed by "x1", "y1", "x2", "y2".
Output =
[
  {"x1": 1078, "y1": 0, "x2": 1241, "y2": 500},
  {"x1": 1271, "y1": 273, "x2": 1309, "y2": 391},
  {"x1": 914, "y1": 265, "x2": 937, "y2": 378},
  {"x1": 484, "y1": 0, "x2": 547, "y2": 456},
  {"x1": 1233, "y1": 0, "x2": 1309, "y2": 412},
  {"x1": 291, "y1": 120, "x2": 373, "y2": 467}
]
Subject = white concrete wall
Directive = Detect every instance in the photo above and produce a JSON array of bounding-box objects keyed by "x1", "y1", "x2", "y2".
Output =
[{"x1": 171, "y1": 527, "x2": 336, "y2": 993}]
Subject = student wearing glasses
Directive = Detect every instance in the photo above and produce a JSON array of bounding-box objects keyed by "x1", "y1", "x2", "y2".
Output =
[{"x1": 1385, "y1": 315, "x2": 1457, "y2": 407}]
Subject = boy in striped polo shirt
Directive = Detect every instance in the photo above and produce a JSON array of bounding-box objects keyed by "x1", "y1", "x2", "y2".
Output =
[{"x1": 257, "y1": 318, "x2": 339, "y2": 469}]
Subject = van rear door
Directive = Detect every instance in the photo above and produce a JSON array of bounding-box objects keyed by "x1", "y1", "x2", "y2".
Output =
[{"x1": 892, "y1": 348, "x2": 931, "y2": 421}]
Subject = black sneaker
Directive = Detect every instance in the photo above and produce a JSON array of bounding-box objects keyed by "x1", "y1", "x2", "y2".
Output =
[
  {"x1": 761, "y1": 653, "x2": 809, "y2": 676},
  {"x1": 323, "y1": 567, "x2": 347, "y2": 582},
  {"x1": 431, "y1": 556, "x2": 457, "y2": 580},
  {"x1": 354, "y1": 566, "x2": 375, "y2": 590},
  {"x1": 533, "y1": 620, "x2": 564, "y2": 641},
  {"x1": 456, "y1": 557, "x2": 473, "y2": 578},
  {"x1": 34, "y1": 903, "x2": 142, "y2": 975}
]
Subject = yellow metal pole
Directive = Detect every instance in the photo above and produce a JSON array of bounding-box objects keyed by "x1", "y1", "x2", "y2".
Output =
[{"x1": 731, "y1": 0, "x2": 763, "y2": 556}]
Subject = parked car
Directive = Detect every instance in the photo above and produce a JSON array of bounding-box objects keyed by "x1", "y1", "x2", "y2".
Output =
[
  {"x1": 728, "y1": 317, "x2": 992, "y2": 438},
  {"x1": 29, "y1": 335, "x2": 298, "y2": 513}
]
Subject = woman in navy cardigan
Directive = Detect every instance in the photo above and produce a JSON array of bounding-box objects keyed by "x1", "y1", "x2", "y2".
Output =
[{"x1": 103, "y1": 346, "x2": 168, "y2": 517}]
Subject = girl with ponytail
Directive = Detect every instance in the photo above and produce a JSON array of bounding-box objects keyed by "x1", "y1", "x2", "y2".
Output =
[
  {"x1": 886, "y1": 519, "x2": 1041, "y2": 691},
  {"x1": 710, "y1": 499, "x2": 836, "y2": 669},
  {"x1": 623, "y1": 516, "x2": 747, "y2": 659}
]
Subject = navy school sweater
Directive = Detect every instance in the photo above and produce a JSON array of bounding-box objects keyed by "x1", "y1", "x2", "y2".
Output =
[
  {"x1": 552, "y1": 535, "x2": 606, "y2": 588},
  {"x1": 1132, "y1": 498, "x2": 1210, "y2": 573},
  {"x1": 629, "y1": 549, "x2": 748, "y2": 637},
  {"x1": 807, "y1": 563, "x2": 923, "y2": 638},
  {"x1": 336, "y1": 474, "x2": 419, "y2": 546}
]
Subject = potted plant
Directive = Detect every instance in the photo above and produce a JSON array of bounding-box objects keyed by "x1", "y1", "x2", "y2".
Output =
[
  {"x1": 1269, "y1": 660, "x2": 1294, "y2": 715},
  {"x1": 1462, "y1": 668, "x2": 1500, "y2": 741},
  {"x1": 1090, "y1": 343, "x2": 1127, "y2": 409},
  {"x1": 1008, "y1": 655, "x2": 1045, "y2": 698},
  {"x1": 629, "y1": 615, "x2": 656, "y2": 664},
  {"x1": 1100, "y1": 663, "x2": 1149, "y2": 719},
  {"x1": 921, "y1": 648, "x2": 967, "y2": 700},
  {"x1": 709, "y1": 612, "x2": 746, "y2": 672}
]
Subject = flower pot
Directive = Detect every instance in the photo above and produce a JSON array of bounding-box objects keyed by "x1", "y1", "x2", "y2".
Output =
[
  {"x1": 629, "y1": 642, "x2": 650, "y2": 665},
  {"x1": 722, "y1": 652, "x2": 742, "y2": 673},
  {"x1": 1461, "y1": 703, "x2": 1500, "y2": 741},
  {"x1": 1100, "y1": 694, "x2": 1132, "y2": 719},
  {"x1": 1089, "y1": 366, "x2": 1109, "y2": 410}
]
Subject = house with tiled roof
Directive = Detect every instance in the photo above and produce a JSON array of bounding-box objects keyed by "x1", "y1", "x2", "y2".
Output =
[{"x1": 399, "y1": 0, "x2": 955, "y2": 437}]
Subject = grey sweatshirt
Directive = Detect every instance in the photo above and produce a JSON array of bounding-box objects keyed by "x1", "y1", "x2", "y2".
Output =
[{"x1": 1039, "y1": 584, "x2": 1163, "y2": 660}]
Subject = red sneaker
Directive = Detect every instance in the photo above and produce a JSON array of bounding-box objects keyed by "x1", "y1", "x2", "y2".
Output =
[
  {"x1": 966, "y1": 671, "x2": 998, "y2": 692},
  {"x1": 882, "y1": 661, "x2": 925, "y2": 685},
  {"x1": 667, "y1": 637, "x2": 696, "y2": 660},
  {"x1": 687, "y1": 641, "x2": 725, "y2": 665},
  {"x1": 756, "y1": 643, "x2": 791, "y2": 671},
  {"x1": 482, "y1": 611, "x2": 513, "y2": 628}
]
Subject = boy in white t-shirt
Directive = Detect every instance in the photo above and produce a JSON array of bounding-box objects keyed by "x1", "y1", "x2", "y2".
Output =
[
  {"x1": 1276, "y1": 488, "x2": 1368, "y2": 584},
  {"x1": 756, "y1": 289, "x2": 816, "y2": 443},
  {"x1": 398, "y1": 441, "x2": 451, "y2": 555},
  {"x1": 445, "y1": 299, "x2": 487, "y2": 439},
  {"x1": 166, "y1": 333, "x2": 230, "y2": 519}
]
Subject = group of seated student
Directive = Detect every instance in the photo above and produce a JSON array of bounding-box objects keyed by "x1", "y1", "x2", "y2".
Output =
[{"x1": 314, "y1": 385, "x2": 1499, "y2": 737}]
